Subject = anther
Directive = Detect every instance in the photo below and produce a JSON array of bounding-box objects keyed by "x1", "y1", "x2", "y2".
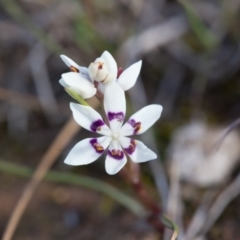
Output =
[
  {"x1": 134, "y1": 122, "x2": 141, "y2": 133},
  {"x1": 70, "y1": 66, "x2": 79, "y2": 73}
]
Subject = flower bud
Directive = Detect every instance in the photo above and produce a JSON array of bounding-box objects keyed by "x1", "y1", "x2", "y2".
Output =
[{"x1": 88, "y1": 58, "x2": 114, "y2": 84}]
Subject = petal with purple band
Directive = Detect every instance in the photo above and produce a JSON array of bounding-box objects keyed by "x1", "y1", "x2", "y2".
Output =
[
  {"x1": 70, "y1": 103, "x2": 111, "y2": 135},
  {"x1": 90, "y1": 119, "x2": 105, "y2": 132},
  {"x1": 64, "y1": 137, "x2": 111, "y2": 166},
  {"x1": 105, "y1": 141, "x2": 127, "y2": 175},
  {"x1": 119, "y1": 136, "x2": 137, "y2": 159},
  {"x1": 108, "y1": 149, "x2": 124, "y2": 160},
  {"x1": 107, "y1": 112, "x2": 125, "y2": 122},
  {"x1": 107, "y1": 140, "x2": 124, "y2": 160},
  {"x1": 90, "y1": 138, "x2": 110, "y2": 154},
  {"x1": 117, "y1": 60, "x2": 142, "y2": 91},
  {"x1": 104, "y1": 82, "x2": 126, "y2": 131},
  {"x1": 120, "y1": 104, "x2": 163, "y2": 136},
  {"x1": 124, "y1": 139, "x2": 137, "y2": 155}
]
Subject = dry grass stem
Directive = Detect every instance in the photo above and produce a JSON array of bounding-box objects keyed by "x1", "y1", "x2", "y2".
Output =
[{"x1": 2, "y1": 117, "x2": 80, "y2": 240}]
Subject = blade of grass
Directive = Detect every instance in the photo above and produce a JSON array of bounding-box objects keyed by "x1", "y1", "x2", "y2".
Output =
[
  {"x1": 179, "y1": 0, "x2": 218, "y2": 50},
  {"x1": 161, "y1": 215, "x2": 179, "y2": 240},
  {"x1": 0, "y1": 0, "x2": 64, "y2": 54},
  {"x1": 0, "y1": 159, "x2": 146, "y2": 217}
]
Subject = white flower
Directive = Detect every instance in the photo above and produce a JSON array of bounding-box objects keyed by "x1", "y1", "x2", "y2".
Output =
[
  {"x1": 59, "y1": 51, "x2": 142, "y2": 99},
  {"x1": 64, "y1": 82, "x2": 162, "y2": 175},
  {"x1": 59, "y1": 56, "x2": 97, "y2": 99}
]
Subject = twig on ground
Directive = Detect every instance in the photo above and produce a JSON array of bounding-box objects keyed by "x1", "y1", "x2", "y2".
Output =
[
  {"x1": 0, "y1": 87, "x2": 69, "y2": 115},
  {"x1": 164, "y1": 163, "x2": 185, "y2": 240},
  {"x1": 29, "y1": 43, "x2": 60, "y2": 122},
  {"x1": 211, "y1": 117, "x2": 240, "y2": 152},
  {"x1": 201, "y1": 173, "x2": 240, "y2": 235},
  {"x1": 2, "y1": 116, "x2": 80, "y2": 240},
  {"x1": 185, "y1": 190, "x2": 217, "y2": 240}
]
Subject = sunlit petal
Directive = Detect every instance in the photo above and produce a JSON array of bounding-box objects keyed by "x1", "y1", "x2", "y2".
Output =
[
  {"x1": 61, "y1": 72, "x2": 96, "y2": 99},
  {"x1": 121, "y1": 104, "x2": 163, "y2": 136},
  {"x1": 60, "y1": 55, "x2": 88, "y2": 73},
  {"x1": 104, "y1": 82, "x2": 126, "y2": 131},
  {"x1": 133, "y1": 139, "x2": 156, "y2": 163},
  {"x1": 105, "y1": 140, "x2": 127, "y2": 175},
  {"x1": 119, "y1": 136, "x2": 137, "y2": 160},
  {"x1": 64, "y1": 136, "x2": 111, "y2": 166},
  {"x1": 70, "y1": 102, "x2": 111, "y2": 135},
  {"x1": 59, "y1": 78, "x2": 68, "y2": 88},
  {"x1": 117, "y1": 60, "x2": 142, "y2": 91},
  {"x1": 101, "y1": 51, "x2": 118, "y2": 81}
]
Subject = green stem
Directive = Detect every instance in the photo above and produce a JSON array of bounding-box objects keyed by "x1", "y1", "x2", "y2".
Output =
[
  {"x1": 65, "y1": 88, "x2": 89, "y2": 106},
  {"x1": 161, "y1": 215, "x2": 179, "y2": 240},
  {"x1": 0, "y1": 159, "x2": 146, "y2": 217}
]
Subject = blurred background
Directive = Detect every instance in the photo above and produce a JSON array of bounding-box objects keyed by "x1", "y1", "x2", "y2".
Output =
[{"x1": 1, "y1": 0, "x2": 240, "y2": 239}]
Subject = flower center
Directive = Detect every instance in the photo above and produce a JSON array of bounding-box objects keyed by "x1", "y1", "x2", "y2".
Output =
[{"x1": 112, "y1": 133, "x2": 119, "y2": 140}]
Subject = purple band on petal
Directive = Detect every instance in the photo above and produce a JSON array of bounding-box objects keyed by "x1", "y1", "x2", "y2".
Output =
[
  {"x1": 124, "y1": 139, "x2": 136, "y2": 155},
  {"x1": 90, "y1": 138, "x2": 104, "y2": 153},
  {"x1": 108, "y1": 149, "x2": 124, "y2": 160},
  {"x1": 108, "y1": 112, "x2": 125, "y2": 122},
  {"x1": 90, "y1": 119, "x2": 105, "y2": 132},
  {"x1": 128, "y1": 119, "x2": 141, "y2": 134},
  {"x1": 128, "y1": 119, "x2": 136, "y2": 126}
]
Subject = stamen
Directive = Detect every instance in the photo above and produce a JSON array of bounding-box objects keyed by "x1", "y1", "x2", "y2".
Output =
[
  {"x1": 97, "y1": 62, "x2": 104, "y2": 69},
  {"x1": 70, "y1": 66, "x2": 79, "y2": 73},
  {"x1": 90, "y1": 139, "x2": 104, "y2": 153},
  {"x1": 90, "y1": 119, "x2": 105, "y2": 132},
  {"x1": 108, "y1": 149, "x2": 124, "y2": 160},
  {"x1": 93, "y1": 143, "x2": 104, "y2": 152},
  {"x1": 124, "y1": 139, "x2": 136, "y2": 155},
  {"x1": 127, "y1": 119, "x2": 141, "y2": 134},
  {"x1": 134, "y1": 122, "x2": 141, "y2": 133}
]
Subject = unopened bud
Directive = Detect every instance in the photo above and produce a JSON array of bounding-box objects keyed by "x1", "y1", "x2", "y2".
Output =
[{"x1": 88, "y1": 58, "x2": 114, "y2": 84}]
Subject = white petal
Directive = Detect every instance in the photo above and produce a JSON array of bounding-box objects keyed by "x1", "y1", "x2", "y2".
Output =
[
  {"x1": 64, "y1": 137, "x2": 111, "y2": 166},
  {"x1": 104, "y1": 82, "x2": 126, "y2": 131},
  {"x1": 119, "y1": 136, "x2": 137, "y2": 160},
  {"x1": 119, "y1": 137, "x2": 156, "y2": 163},
  {"x1": 133, "y1": 140, "x2": 157, "y2": 163},
  {"x1": 59, "y1": 78, "x2": 68, "y2": 88},
  {"x1": 62, "y1": 72, "x2": 96, "y2": 99},
  {"x1": 61, "y1": 55, "x2": 80, "y2": 68},
  {"x1": 60, "y1": 55, "x2": 88, "y2": 74},
  {"x1": 70, "y1": 102, "x2": 111, "y2": 135},
  {"x1": 101, "y1": 51, "x2": 118, "y2": 80},
  {"x1": 117, "y1": 60, "x2": 142, "y2": 91},
  {"x1": 121, "y1": 104, "x2": 163, "y2": 136},
  {"x1": 105, "y1": 141, "x2": 127, "y2": 175}
]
